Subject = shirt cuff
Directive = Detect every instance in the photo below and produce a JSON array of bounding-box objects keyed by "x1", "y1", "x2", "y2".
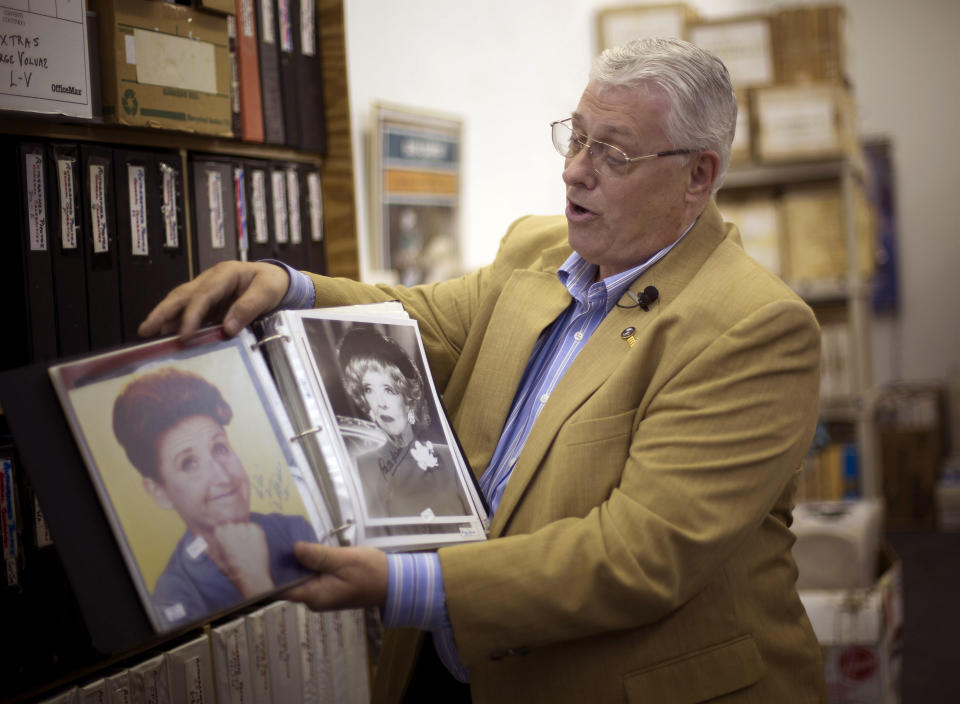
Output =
[
  {"x1": 260, "y1": 259, "x2": 315, "y2": 310},
  {"x1": 383, "y1": 552, "x2": 450, "y2": 631}
]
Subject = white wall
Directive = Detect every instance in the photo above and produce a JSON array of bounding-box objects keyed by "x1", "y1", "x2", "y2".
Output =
[{"x1": 343, "y1": 0, "x2": 960, "y2": 386}]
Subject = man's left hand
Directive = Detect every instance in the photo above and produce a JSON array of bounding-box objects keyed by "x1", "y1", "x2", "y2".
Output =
[{"x1": 285, "y1": 543, "x2": 389, "y2": 610}]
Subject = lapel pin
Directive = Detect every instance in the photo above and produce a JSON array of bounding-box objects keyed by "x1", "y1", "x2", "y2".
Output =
[{"x1": 621, "y1": 327, "x2": 637, "y2": 348}]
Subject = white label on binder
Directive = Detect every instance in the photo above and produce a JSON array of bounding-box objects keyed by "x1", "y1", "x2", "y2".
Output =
[
  {"x1": 261, "y1": 0, "x2": 276, "y2": 44},
  {"x1": 307, "y1": 172, "x2": 323, "y2": 241},
  {"x1": 240, "y1": 0, "x2": 256, "y2": 38},
  {"x1": 234, "y1": 167, "x2": 249, "y2": 255},
  {"x1": 160, "y1": 163, "x2": 179, "y2": 248},
  {"x1": 89, "y1": 163, "x2": 109, "y2": 253},
  {"x1": 286, "y1": 168, "x2": 302, "y2": 244},
  {"x1": 251, "y1": 169, "x2": 269, "y2": 244},
  {"x1": 278, "y1": 0, "x2": 294, "y2": 53},
  {"x1": 301, "y1": 0, "x2": 316, "y2": 56},
  {"x1": 185, "y1": 656, "x2": 206, "y2": 703},
  {"x1": 1, "y1": 459, "x2": 19, "y2": 588},
  {"x1": 57, "y1": 157, "x2": 78, "y2": 250},
  {"x1": 33, "y1": 495, "x2": 52, "y2": 548},
  {"x1": 25, "y1": 152, "x2": 47, "y2": 251},
  {"x1": 128, "y1": 165, "x2": 149, "y2": 256},
  {"x1": 208, "y1": 170, "x2": 226, "y2": 250},
  {"x1": 247, "y1": 612, "x2": 271, "y2": 695},
  {"x1": 272, "y1": 170, "x2": 289, "y2": 244},
  {"x1": 225, "y1": 628, "x2": 245, "y2": 703}
]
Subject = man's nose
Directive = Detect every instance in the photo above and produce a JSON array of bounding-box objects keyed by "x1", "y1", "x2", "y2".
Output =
[{"x1": 562, "y1": 148, "x2": 596, "y2": 187}]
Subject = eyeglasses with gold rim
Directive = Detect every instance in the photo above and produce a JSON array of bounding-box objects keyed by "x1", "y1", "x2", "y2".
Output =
[{"x1": 551, "y1": 117, "x2": 696, "y2": 178}]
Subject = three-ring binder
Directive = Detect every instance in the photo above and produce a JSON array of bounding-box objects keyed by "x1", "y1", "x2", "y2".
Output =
[
  {"x1": 290, "y1": 426, "x2": 322, "y2": 442},
  {"x1": 251, "y1": 333, "x2": 289, "y2": 350}
]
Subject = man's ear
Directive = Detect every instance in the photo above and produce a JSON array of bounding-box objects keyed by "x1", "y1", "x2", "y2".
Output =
[
  {"x1": 685, "y1": 149, "x2": 720, "y2": 201},
  {"x1": 143, "y1": 476, "x2": 173, "y2": 510}
]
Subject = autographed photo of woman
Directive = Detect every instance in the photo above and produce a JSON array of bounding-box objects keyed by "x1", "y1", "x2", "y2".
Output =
[
  {"x1": 301, "y1": 319, "x2": 471, "y2": 525},
  {"x1": 54, "y1": 337, "x2": 321, "y2": 632}
]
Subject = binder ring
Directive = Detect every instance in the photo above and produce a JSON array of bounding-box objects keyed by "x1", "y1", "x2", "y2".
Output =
[
  {"x1": 327, "y1": 521, "x2": 354, "y2": 538},
  {"x1": 251, "y1": 333, "x2": 290, "y2": 350},
  {"x1": 290, "y1": 426, "x2": 322, "y2": 442}
]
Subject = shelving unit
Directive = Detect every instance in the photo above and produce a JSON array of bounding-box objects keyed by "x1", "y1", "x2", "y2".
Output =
[
  {"x1": 720, "y1": 157, "x2": 880, "y2": 498},
  {"x1": 0, "y1": 0, "x2": 359, "y2": 281},
  {"x1": 0, "y1": 2, "x2": 359, "y2": 701}
]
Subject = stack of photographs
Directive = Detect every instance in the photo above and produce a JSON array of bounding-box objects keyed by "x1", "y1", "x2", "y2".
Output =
[{"x1": 48, "y1": 303, "x2": 488, "y2": 634}]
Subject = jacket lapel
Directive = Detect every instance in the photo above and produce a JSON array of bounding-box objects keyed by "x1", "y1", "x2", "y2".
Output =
[
  {"x1": 453, "y1": 244, "x2": 572, "y2": 474},
  {"x1": 488, "y1": 202, "x2": 729, "y2": 535}
]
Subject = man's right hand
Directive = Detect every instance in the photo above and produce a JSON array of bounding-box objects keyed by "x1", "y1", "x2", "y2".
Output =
[{"x1": 138, "y1": 261, "x2": 291, "y2": 340}]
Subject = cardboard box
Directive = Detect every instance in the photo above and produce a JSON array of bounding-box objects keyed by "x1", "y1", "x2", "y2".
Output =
[
  {"x1": 595, "y1": 4, "x2": 700, "y2": 51},
  {"x1": 716, "y1": 188, "x2": 782, "y2": 275},
  {"x1": 730, "y1": 89, "x2": 753, "y2": 164},
  {"x1": 800, "y1": 545, "x2": 903, "y2": 704},
  {"x1": 754, "y1": 84, "x2": 858, "y2": 163},
  {"x1": 780, "y1": 183, "x2": 875, "y2": 285},
  {"x1": 688, "y1": 14, "x2": 775, "y2": 89},
  {"x1": 91, "y1": 0, "x2": 232, "y2": 136},
  {"x1": 877, "y1": 385, "x2": 949, "y2": 529},
  {"x1": 773, "y1": 5, "x2": 849, "y2": 85}
]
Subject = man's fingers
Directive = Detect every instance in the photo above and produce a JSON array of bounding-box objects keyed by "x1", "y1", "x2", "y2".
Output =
[
  {"x1": 138, "y1": 261, "x2": 289, "y2": 340},
  {"x1": 287, "y1": 543, "x2": 389, "y2": 611},
  {"x1": 293, "y1": 541, "x2": 338, "y2": 572},
  {"x1": 222, "y1": 264, "x2": 290, "y2": 335}
]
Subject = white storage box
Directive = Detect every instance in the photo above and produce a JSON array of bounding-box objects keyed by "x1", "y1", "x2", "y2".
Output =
[
  {"x1": 800, "y1": 545, "x2": 903, "y2": 704},
  {"x1": 793, "y1": 498, "x2": 884, "y2": 590}
]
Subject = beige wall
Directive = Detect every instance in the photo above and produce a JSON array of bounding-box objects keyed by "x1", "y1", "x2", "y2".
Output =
[{"x1": 344, "y1": 0, "x2": 960, "y2": 386}]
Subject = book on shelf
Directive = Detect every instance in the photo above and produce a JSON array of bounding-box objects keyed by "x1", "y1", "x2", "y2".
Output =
[{"x1": 1, "y1": 302, "x2": 488, "y2": 644}]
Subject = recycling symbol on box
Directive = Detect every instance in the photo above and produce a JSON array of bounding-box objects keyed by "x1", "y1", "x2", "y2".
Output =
[{"x1": 122, "y1": 89, "x2": 139, "y2": 116}]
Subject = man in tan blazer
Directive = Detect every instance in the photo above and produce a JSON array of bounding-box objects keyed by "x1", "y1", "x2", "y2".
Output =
[{"x1": 143, "y1": 38, "x2": 826, "y2": 703}]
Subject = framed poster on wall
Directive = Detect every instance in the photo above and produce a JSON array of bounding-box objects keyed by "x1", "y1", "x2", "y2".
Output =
[{"x1": 369, "y1": 103, "x2": 462, "y2": 286}]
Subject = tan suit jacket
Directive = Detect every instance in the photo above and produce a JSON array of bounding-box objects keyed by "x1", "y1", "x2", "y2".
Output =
[{"x1": 309, "y1": 202, "x2": 826, "y2": 703}]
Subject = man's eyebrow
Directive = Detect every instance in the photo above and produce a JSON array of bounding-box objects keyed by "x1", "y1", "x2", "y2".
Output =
[{"x1": 570, "y1": 112, "x2": 632, "y2": 140}]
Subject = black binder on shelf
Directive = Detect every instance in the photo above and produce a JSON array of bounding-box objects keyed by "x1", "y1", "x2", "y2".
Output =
[
  {"x1": 113, "y1": 148, "x2": 191, "y2": 342},
  {"x1": 48, "y1": 142, "x2": 91, "y2": 358},
  {"x1": 0, "y1": 139, "x2": 58, "y2": 371},
  {"x1": 0, "y1": 437, "x2": 101, "y2": 699},
  {"x1": 265, "y1": 160, "x2": 292, "y2": 263},
  {"x1": 189, "y1": 155, "x2": 240, "y2": 276},
  {"x1": 295, "y1": 0, "x2": 327, "y2": 154},
  {"x1": 0, "y1": 363, "x2": 156, "y2": 656},
  {"x1": 255, "y1": 0, "x2": 286, "y2": 145},
  {"x1": 276, "y1": 0, "x2": 302, "y2": 149},
  {"x1": 301, "y1": 164, "x2": 328, "y2": 274},
  {"x1": 243, "y1": 158, "x2": 276, "y2": 263},
  {"x1": 273, "y1": 162, "x2": 309, "y2": 270},
  {"x1": 79, "y1": 143, "x2": 123, "y2": 352}
]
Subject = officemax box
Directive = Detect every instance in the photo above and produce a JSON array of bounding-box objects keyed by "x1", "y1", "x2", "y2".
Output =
[{"x1": 90, "y1": 0, "x2": 232, "y2": 136}]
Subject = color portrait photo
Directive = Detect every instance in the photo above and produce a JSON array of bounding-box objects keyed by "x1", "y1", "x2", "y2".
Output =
[{"x1": 50, "y1": 330, "x2": 323, "y2": 632}]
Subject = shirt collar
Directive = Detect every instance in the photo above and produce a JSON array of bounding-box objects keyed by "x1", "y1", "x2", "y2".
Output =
[{"x1": 557, "y1": 217, "x2": 698, "y2": 309}]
